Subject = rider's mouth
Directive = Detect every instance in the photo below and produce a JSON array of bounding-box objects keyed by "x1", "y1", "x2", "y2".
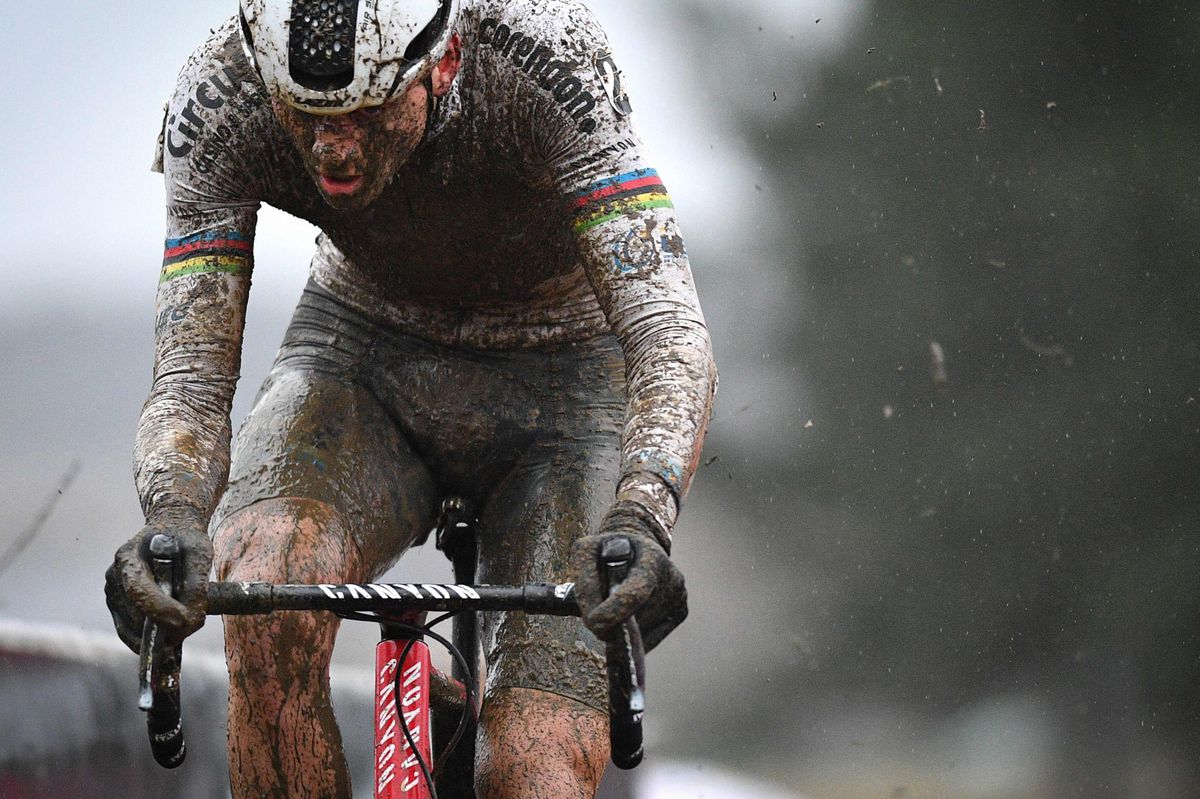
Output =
[{"x1": 318, "y1": 173, "x2": 365, "y2": 196}]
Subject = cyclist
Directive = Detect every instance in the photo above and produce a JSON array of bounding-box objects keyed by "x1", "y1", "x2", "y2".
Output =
[{"x1": 105, "y1": 1, "x2": 716, "y2": 797}]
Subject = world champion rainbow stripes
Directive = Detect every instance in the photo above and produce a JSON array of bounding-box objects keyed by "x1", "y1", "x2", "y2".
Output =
[
  {"x1": 571, "y1": 168, "x2": 673, "y2": 233},
  {"x1": 161, "y1": 230, "x2": 252, "y2": 283}
]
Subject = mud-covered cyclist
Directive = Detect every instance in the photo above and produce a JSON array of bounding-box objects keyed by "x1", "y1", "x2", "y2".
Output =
[{"x1": 104, "y1": 1, "x2": 716, "y2": 796}]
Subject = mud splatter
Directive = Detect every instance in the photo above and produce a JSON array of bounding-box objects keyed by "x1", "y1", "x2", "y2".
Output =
[
  {"x1": 134, "y1": 5, "x2": 716, "y2": 795},
  {"x1": 476, "y1": 689, "x2": 607, "y2": 799}
]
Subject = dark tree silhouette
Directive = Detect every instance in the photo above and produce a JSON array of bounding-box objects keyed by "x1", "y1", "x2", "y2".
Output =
[{"x1": 671, "y1": 2, "x2": 1200, "y2": 794}]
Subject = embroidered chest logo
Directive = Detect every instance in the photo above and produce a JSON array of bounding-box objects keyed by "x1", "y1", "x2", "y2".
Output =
[{"x1": 593, "y1": 49, "x2": 632, "y2": 117}]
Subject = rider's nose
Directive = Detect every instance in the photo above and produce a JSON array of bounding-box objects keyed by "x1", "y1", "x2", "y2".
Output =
[{"x1": 312, "y1": 125, "x2": 361, "y2": 162}]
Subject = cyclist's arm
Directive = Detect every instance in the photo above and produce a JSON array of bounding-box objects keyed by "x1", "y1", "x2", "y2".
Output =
[
  {"x1": 573, "y1": 175, "x2": 715, "y2": 540},
  {"x1": 532, "y1": 9, "x2": 717, "y2": 539},
  {"x1": 133, "y1": 211, "x2": 255, "y2": 519},
  {"x1": 135, "y1": 23, "x2": 264, "y2": 520}
]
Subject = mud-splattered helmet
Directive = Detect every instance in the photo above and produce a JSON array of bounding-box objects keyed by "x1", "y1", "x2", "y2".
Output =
[{"x1": 238, "y1": 0, "x2": 459, "y2": 114}]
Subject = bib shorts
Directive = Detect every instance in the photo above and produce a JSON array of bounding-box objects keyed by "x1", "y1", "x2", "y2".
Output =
[{"x1": 212, "y1": 281, "x2": 626, "y2": 710}]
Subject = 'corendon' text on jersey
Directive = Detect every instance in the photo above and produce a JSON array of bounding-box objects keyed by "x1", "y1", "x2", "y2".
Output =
[{"x1": 478, "y1": 17, "x2": 600, "y2": 133}]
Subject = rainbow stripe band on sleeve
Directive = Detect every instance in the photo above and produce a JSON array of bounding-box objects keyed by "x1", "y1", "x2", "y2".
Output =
[
  {"x1": 160, "y1": 230, "x2": 252, "y2": 283},
  {"x1": 572, "y1": 168, "x2": 674, "y2": 234}
]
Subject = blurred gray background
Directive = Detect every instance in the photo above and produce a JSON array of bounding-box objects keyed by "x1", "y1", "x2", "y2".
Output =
[{"x1": 2, "y1": 1, "x2": 1197, "y2": 797}]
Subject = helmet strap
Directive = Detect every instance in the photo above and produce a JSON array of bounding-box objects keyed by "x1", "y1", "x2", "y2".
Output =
[{"x1": 423, "y1": 72, "x2": 437, "y2": 144}]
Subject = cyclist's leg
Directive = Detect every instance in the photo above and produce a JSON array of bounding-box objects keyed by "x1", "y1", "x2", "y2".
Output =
[
  {"x1": 476, "y1": 689, "x2": 608, "y2": 799},
  {"x1": 473, "y1": 428, "x2": 623, "y2": 799},
  {"x1": 211, "y1": 290, "x2": 438, "y2": 799},
  {"x1": 357, "y1": 314, "x2": 626, "y2": 798}
]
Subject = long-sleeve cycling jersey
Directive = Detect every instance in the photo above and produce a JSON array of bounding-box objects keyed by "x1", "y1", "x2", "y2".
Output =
[{"x1": 136, "y1": 0, "x2": 717, "y2": 538}]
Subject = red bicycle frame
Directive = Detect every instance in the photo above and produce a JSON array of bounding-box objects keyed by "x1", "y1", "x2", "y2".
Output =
[{"x1": 375, "y1": 635, "x2": 434, "y2": 799}]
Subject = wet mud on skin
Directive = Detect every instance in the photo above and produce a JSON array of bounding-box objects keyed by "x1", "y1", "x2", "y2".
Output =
[
  {"x1": 221, "y1": 286, "x2": 621, "y2": 708},
  {"x1": 208, "y1": 289, "x2": 624, "y2": 797},
  {"x1": 216, "y1": 499, "x2": 366, "y2": 799},
  {"x1": 476, "y1": 688, "x2": 608, "y2": 799},
  {"x1": 271, "y1": 83, "x2": 430, "y2": 213}
]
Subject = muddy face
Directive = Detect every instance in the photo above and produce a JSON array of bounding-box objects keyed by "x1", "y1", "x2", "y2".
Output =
[{"x1": 271, "y1": 85, "x2": 429, "y2": 211}]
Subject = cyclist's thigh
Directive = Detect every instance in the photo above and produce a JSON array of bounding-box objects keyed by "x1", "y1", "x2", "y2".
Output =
[
  {"x1": 476, "y1": 418, "x2": 623, "y2": 713},
  {"x1": 213, "y1": 287, "x2": 438, "y2": 579}
]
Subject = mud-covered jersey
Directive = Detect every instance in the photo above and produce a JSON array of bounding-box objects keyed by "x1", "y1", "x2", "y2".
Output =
[{"x1": 136, "y1": 0, "x2": 716, "y2": 537}]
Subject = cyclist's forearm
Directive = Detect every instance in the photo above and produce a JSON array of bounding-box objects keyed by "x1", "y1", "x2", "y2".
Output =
[
  {"x1": 134, "y1": 374, "x2": 237, "y2": 518},
  {"x1": 611, "y1": 290, "x2": 716, "y2": 536},
  {"x1": 576, "y1": 182, "x2": 716, "y2": 536},
  {"x1": 133, "y1": 273, "x2": 249, "y2": 520}
]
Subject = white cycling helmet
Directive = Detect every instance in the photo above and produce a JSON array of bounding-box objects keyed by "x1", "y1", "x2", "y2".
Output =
[{"x1": 239, "y1": 0, "x2": 459, "y2": 114}]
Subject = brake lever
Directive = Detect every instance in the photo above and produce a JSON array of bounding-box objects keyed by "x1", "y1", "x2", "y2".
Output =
[
  {"x1": 600, "y1": 536, "x2": 646, "y2": 769},
  {"x1": 137, "y1": 536, "x2": 176, "y2": 710},
  {"x1": 138, "y1": 533, "x2": 187, "y2": 768},
  {"x1": 136, "y1": 605, "x2": 160, "y2": 710}
]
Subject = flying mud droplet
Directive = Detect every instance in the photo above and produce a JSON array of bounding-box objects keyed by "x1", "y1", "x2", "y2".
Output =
[{"x1": 930, "y1": 341, "x2": 948, "y2": 387}]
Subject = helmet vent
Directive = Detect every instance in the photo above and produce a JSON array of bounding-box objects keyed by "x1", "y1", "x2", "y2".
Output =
[{"x1": 289, "y1": 0, "x2": 360, "y2": 90}]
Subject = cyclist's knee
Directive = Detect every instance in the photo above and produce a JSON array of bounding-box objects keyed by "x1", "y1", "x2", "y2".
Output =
[
  {"x1": 216, "y1": 497, "x2": 354, "y2": 682},
  {"x1": 213, "y1": 497, "x2": 362, "y2": 583},
  {"x1": 225, "y1": 609, "x2": 337, "y2": 688},
  {"x1": 475, "y1": 688, "x2": 607, "y2": 799}
]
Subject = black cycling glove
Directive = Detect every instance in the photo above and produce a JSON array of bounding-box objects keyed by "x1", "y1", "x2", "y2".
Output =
[
  {"x1": 572, "y1": 499, "x2": 687, "y2": 652},
  {"x1": 104, "y1": 505, "x2": 212, "y2": 653}
]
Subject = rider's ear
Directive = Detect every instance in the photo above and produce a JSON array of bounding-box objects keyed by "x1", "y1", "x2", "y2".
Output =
[
  {"x1": 429, "y1": 32, "x2": 460, "y2": 97},
  {"x1": 431, "y1": 33, "x2": 462, "y2": 98}
]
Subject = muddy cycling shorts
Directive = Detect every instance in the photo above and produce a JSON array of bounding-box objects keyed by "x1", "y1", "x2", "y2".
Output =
[{"x1": 212, "y1": 281, "x2": 626, "y2": 712}]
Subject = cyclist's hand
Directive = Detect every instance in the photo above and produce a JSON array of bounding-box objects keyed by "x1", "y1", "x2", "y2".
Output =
[
  {"x1": 572, "y1": 500, "x2": 687, "y2": 651},
  {"x1": 104, "y1": 506, "x2": 212, "y2": 653}
]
